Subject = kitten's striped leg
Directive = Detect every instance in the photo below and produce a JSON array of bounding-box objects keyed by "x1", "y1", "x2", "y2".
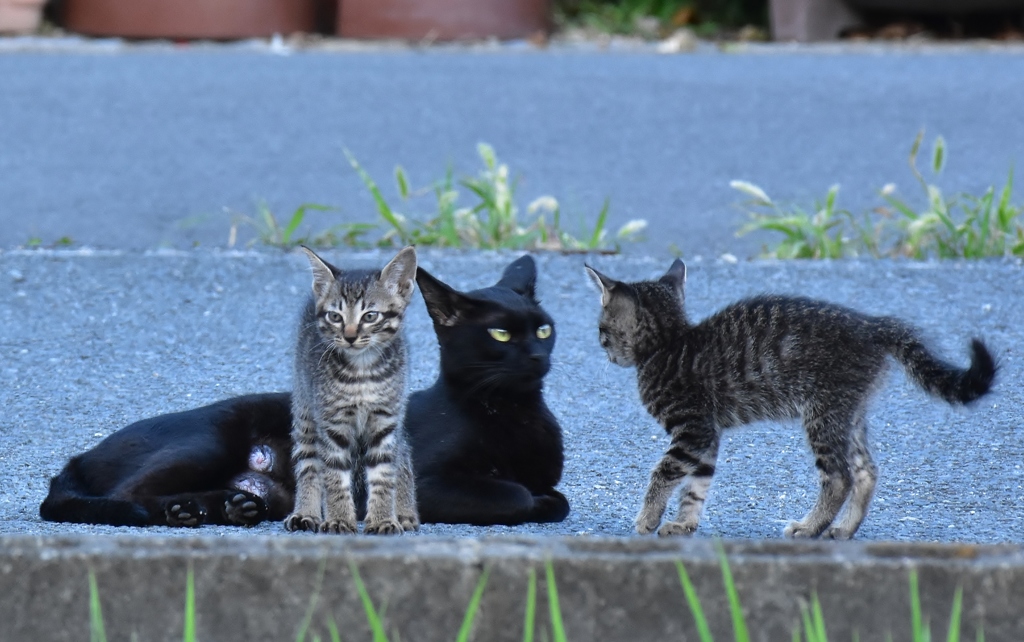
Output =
[
  {"x1": 319, "y1": 419, "x2": 359, "y2": 534},
  {"x1": 636, "y1": 417, "x2": 719, "y2": 536},
  {"x1": 284, "y1": 406, "x2": 324, "y2": 532},
  {"x1": 363, "y1": 411, "x2": 403, "y2": 535},
  {"x1": 823, "y1": 412, "x2": 877, "y2": 540},
  {"x1": 785, "y1": 407, "x2": 854, "y2": 539},
  {"x1": 394, "y1": 446, "x2": 420, "y2": 532}
]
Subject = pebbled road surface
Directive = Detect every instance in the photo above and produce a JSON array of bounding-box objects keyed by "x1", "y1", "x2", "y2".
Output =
[
  {"x1": 2, "y1": 48, "x2": 1024, "y2": 257},
  {"x1": 1, "y1": 249, "x2": 1020, "y2": 542}
]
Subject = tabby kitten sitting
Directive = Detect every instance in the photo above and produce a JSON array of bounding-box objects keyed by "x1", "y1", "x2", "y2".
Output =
[
  {"x1": 585, "y1": 260, "x2": 996, "y2": 540},
  {"x1": 284, "y1": 246, "x2": 419, "y2": 535},
  {"x1": 409, "y1": 255, "x2": 569, "y2": 525}
]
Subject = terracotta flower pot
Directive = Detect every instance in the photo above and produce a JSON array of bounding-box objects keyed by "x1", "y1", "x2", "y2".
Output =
[
  {"x1": 846, "y1": 0, "x2": 1024, "y2": 11},
  {"x1": 0, "y1": 0, "x2": 47, "y2": 34},
  {"x1": 63, "y1": 0, "x2": 318, "y2": 39},
  {"x1": 338, "y1": 0, "x2": 550, "y2": 41}
]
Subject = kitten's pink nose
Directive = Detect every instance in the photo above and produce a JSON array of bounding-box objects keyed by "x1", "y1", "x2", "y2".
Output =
[{"x1": 343, "y1": 325, "x2": 359, "y2": 344}]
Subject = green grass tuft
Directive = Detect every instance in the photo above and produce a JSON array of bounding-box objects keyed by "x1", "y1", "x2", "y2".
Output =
[
  {"x1": 735, "y1": 132, "x2": 1024, "y2": 260},
  {"x1": 233, "y1": 144, "x2": 641, "y2": 253}
]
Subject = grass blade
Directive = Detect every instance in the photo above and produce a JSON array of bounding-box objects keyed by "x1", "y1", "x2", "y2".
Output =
[
  {"x1": 932, "y1": 135, "x2": 947, "y2": 174},
  {"x1": 946, "y1": 586, "x2": 963, "y2": 642},
  {"x1": 183, "y1": 565, "x2": 196, "y2": 642},
  {"x1": 456, "y1": 568, "x2": 491, "y2": 642},
  {"x1": 345, "y1": 149, "x2": 408, "y2": 243},
  {"x1": 89, "y1": 571, "x2": 108, "y2": 642},
  {"x1": 545, "y1": 560, "x2": 568, "y2": 642},
  {"x1": 675, "y1": 560, "x2": 714, "y2": 642},
  {"x1": 588, "y1": 198, "x2": 610, "y2": 249},
  {"x1": 810, "y1": 592, "x2": 827, "y2": 642},
  {"x1": 295, "y1": 557, "x2": 328, "y2": 642},
  {"x1": 326, "y1": 613, "x2": 342, "y2": 642},
  {"x1": 522, "y1": 569, "x2": 537, "y2": 642},
  {"x1": 910, "y1": 570, "x2": 926, "y2": 642},
  {"x1": 715, "y1": 541, "x2": 750, "y2": 642},
  {"x1": 349, "y1": 560, "x2": 389, "y2": 642}
]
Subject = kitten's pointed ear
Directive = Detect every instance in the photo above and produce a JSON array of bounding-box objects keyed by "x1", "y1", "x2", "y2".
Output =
[
  {"x1": 300, "y1": 246, "x2": 339, "y2": 298},
  {"x1": 659, "y1": 259, "x2": 686, "y2": 297},
  {"x1": 378, "y1": 246, "x2": 417, "y2": 300},
  {"x1": 416, "y1": 267, "x2": 483, "y2": 327},
  {"x1": 584, "y1": 264, "x2": 620, "y2": 307},
  {"x1": 496, "y1": 255, "x2": 537, "y2": 300}
]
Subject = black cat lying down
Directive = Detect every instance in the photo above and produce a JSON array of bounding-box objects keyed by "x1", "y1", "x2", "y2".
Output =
[
  {"x1": 40, "y1": 256, "x2": 568, "y2": 528},
  {"x1": 39, "y1": 393, "x2": 294, "y2": 527}
]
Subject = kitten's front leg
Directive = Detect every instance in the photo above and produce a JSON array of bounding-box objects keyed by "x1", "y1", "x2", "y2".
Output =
[
  {"x1": 363, "y1": 412, "x2": 404, "y2": 535},
  {"x1": 637, "y1": 418, "x2": 719, "y2": 536},
  {"x1": 284, "y1": 405, "x2": 325, "y2": 533},
  {"x1": 393, "y1": 446, "x2": 420, "y2": 532},
  {"x1": 319, "y1": 419, "x2": 359, "y2": 535}
]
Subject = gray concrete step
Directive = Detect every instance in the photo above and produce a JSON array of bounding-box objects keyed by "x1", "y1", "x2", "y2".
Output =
[{"x1": 2, "y1": 535, "x2": 1021, "y2": 641}]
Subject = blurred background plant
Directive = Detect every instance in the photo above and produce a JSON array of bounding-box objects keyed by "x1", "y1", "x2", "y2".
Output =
[
  {"x1": 553, "y1": 0, "x2": 768, "y2": 38},
  {"x1": 231, "y1": 143, "x2": 646, "y2": 254},
  {"x1": 734, "y1": 131, "x2": 1024, "y2": 260}
]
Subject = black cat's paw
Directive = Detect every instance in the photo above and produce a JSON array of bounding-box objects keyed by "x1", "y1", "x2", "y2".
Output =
[
  {"x1": 166, "y1": 499, "x2": 206, "y2": 527},
  {"x1": 284, "y1": 512, "x2": 321, "y2": 533},
  {"x1": 319, "y1": 519, "x2": 358, "y2": 535},
  {"x1": 531, "y1": 490, "x2": 570, "y2": 523},
  {"x1": 225, "y1": 492, "x2": 267, "y2": 526},
  {"x1": 364, "y1": 517, "x2": 403, "y2": 536}
]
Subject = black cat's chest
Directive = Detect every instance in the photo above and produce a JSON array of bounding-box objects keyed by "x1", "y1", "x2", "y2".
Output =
[{"x1": 407, "y1": 384, "x2": 563, "y2": 485}]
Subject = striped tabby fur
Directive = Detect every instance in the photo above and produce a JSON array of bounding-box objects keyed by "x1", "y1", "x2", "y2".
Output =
[
  {"x1": 586, "y1": 260, "x2": 996, "y2": 540},
  {"x1": 284, "y1": 246, "x2": 419, "y2": 535}
]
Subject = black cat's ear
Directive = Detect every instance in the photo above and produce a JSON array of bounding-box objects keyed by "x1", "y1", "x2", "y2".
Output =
[
  {"x1": 496, "y1": 255, "x2": 537, "y2": 300},
  {"x1": 416, "y1": 267, "x2": 484, "y2": 327},
  {"x1": 659, "y1": 259, "x2": 686, "y2": 298},
  {"x1": 584, "y1": 264, "x2": 620, "y2": 307},
  {"x1": 299, "y1": 246, "x2": 339, "y2": 299},
  {"x1": 378, "y1": 246, "x2": 417, "y2": 300}
]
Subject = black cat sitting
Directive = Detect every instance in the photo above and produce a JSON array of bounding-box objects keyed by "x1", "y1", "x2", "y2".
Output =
[
  {"x1": 39, "y1": 393, "x2": 295, "y2": 527},
  {"x1": 39, "y1": 256, "x2": 568, "y2": 528},
  {"x1": 409, "y1": 255, "x2": 569, "y2": 525}
]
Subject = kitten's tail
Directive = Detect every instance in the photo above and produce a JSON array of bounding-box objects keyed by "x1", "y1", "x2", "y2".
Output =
[{"x1": 877, "y1": 318, "x2": 996, "y2": 405}]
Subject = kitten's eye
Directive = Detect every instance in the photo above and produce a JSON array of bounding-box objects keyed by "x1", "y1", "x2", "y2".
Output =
[
  {"x1": 362, "y1": 311, "x2": 380, "y2": 324},
  {"x1": 488, "y1": 328, "x2": 511, "y2": 342},
  {"x1": 326, "y1": 311, "x2": 343, "y2": 324},
  {"x1": 536, "y1": 324, "x2": 552, "y2": 339}
]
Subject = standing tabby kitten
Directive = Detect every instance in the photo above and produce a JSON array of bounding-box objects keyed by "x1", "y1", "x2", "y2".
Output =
[
  {"x1": 284, "y1": 247, "x2": 419, "y2": 535},
  {"x1": 585, "y1": 260, "x2": 996, "y2": 539}
]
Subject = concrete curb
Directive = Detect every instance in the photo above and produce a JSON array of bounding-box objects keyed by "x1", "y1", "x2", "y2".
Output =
[{"x1": 2, "y1": 535, "x2": 1021, "y2": 641}]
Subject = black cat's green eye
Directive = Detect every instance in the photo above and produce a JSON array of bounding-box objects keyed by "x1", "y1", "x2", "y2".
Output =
[
  {"x1": 362, "y1": 311, "x2": 380, "y2": 324},
  {"x1": 326, "y1": 311, "x2": 343, "y2": 324},
  {"x1": 488, "y1": 328, "x2": 511, "y2": 342},
  {"x1": 536, "y1": 324, "x2": 552, "y2": 339}
]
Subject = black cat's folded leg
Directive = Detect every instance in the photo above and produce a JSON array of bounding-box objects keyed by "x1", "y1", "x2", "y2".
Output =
[
  {"x1": 417, "y1": 474, "x2": 563, "y2": 526},
  {"x1": 530, "y1": 489, "x2": 570, "y2": 523}
]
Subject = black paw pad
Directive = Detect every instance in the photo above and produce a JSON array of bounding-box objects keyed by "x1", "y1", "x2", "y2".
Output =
[
  {"x1": 166, "y1": 499, "x2": 206, "y2": 527},
  {"x1": 225, "y1": 492, "x2": 267, "y2": 526}
]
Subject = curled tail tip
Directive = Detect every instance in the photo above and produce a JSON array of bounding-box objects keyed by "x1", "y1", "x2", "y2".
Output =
[{"x1": 961, "y1": 338, "x2": 997, "y2": 404}]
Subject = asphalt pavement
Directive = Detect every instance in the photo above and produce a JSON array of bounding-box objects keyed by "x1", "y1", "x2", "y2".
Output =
[
  {"x1": 2, "y1": 249, "x2": 1020, "y2": 542},
  {"x1": 2, "y1": 46, "x2": 1024, "y2": 257}
]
